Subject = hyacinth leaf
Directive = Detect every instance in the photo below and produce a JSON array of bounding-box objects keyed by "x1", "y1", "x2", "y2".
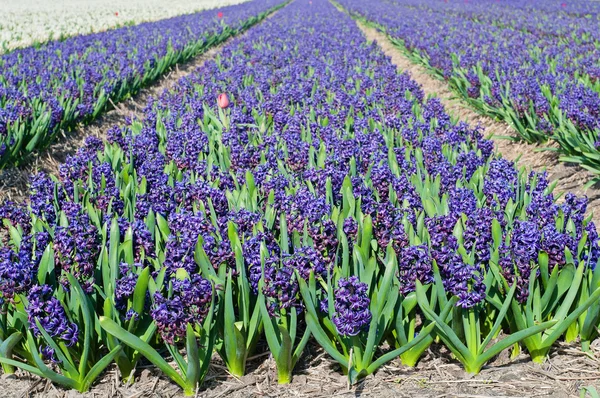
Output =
[
  {"x1": 394, "y1": 293, "x2": 435, "y2": 367},
  {"x1": 65, "y1": 274, "x2": 94, "y2": 378},
  {"x1": 185, "y1": 324, "x2": 200, "y2": 391},
  {"x1": 100, "y1": 317, "x2": 189, "y2": 393},
  {"x1": 297, "y1": 274, "x2": 347, "y2": 365},
  {"x1": 480, "y1": 283, "x2": 518, "y2": 351},
  {"x1": 416, "y1": 281, "x2": 558, "y2": 373},
  {"x1": 221, "y1": 270, "x2": 248, "y2": 377},
  {"x1": 24, "y1": 330, "x2": 80, "y2": 390},
  {"x1": 105, "y1": 218, "x2": 121, "y2": 297},
  {"x1": 35, "y1": 319, "x2": 79, "y2": 377},
  {"x1": 102, "y1": 298, "x2": 135, "y2": 380},
  {"x1": 580, "y1": 265, "x2": 600, "y2": 349},
  {"x1": 128, "y1": 266, "x2": 151, "y2": 332},
  {"x1": 541, "y1": 287, "x2": 600, "y2": 351},
  {"x1": 194, "y1": 236, "x2": 221, "y2": 284},
  {"x1": 275, "y1": 325, "x2": 293, "y2": 384},
  {"x1": 362, "y1": 245, "x2": 398, "y2": 364},
  {"x1": 580, "y1": 386, "x2": 600, "y2": 398},
  {"x1": 0, "y1": 355, "x2": 46, "y2": 380},
  {"x1": 80, "y1": 345, "x2": 124, "y2": 392},
  {"x1": 415, "y1": 283, "x2": 470, "y2": 363},
  {"x1": 36, "y1": 244, "x2": 55, "y2": 285},
  {"x1": 0, "y1": 332, "x2": 22, "y2": 374},
  {"x1": 472, "y1": 321, "x2": 556, "y2": 372},
  {"x1": 365, "y1": 321, "x2": 436, "y2": 375},
  {"x1": 258, "y1": 290, "x2": 282, "y2": 358}
]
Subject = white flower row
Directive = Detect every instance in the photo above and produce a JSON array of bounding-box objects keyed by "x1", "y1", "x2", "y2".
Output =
[{"x1": 0, "y1": 0, "x2": 247, "y2": 53}]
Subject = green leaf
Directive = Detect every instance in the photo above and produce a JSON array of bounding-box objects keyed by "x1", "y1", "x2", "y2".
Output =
[
  {"x1": 297, "y1": 276, "x2": 346, "y2": 365},
  {"x1": 100, "y1": 317, "x2": 187, "y2": 388},
  {"x1": 479, "y1": 283, "x2": 516, "y2": 354},
  {"x1": 185, "y1": 324, "x2": 200, "y2": 389},
  {"x1": 275, "y1": 325, "x2": 293, "y2": 383},
  {"x1": 80, "y1": 345, "x2": 123, "y2": 391},
  {"x1": 366, "y1": 321, "x2": 436, "y2": 374},
  {"x1": 476, "y1": 320, "x2": 556, "y2": 369}
]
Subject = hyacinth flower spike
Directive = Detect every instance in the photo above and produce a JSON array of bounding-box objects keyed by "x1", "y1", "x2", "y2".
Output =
[
  {"x1": 298, "y1": 245, "x2": 436, "y2": 385},
  {"x1": 258, "y1": 215, "x2": 311, "y2": 384},
  {"x1": 101, "y1": 269, "x2": 216, "y2": 396},
  {"x1": 0, "y1": 275, "x2": 123, "y2": 392}
]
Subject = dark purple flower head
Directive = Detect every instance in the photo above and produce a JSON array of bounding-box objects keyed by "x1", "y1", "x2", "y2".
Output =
[
  {"x1": 283, "y1": 246, "x2": 327, "y2": 280},
  {"x1": 343, "y1": 217, "x2": 358, "y2": 241},
  {"x1": 397, "y1": 245, "x2": 434, "y2": 295},
  {"x1": 332, "y1": 276, "x2": 372, "y2": 337},
  {"x1": 27, "y1": 285, "x2": 79, "y2": 348},
  {"x1": 499, "y1": 220, "x2": 541, "y2": 303},
  {"x1": 164, "y1": 210, "x2": 215, "y2": 275},
  {"x1": 150, "y1": 274, "x2": 213, "y2": 344},
  {"x1": 484, "y1": 158, "x2": 517, "y2": 208},
  {"x1": 262, "y1": 262, "x2": 301, "y2": 316},
  {"x1": 53, "y1": 203, "x2": 101, "y2": 293},
  {"x1": 115, "y1": 262, "x2": 144, "y2": 312},
  {"x1": 0, "y1": 234, "x2": 45, "y2": 302}
]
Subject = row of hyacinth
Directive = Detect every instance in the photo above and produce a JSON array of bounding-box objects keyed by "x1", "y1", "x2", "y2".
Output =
[
  {"x1": 1, "y1": 0, "x2": 600, "y2": 393},
  {"x1": 0, "y1": 0, "x2": 287, "y2": 169},
  {"x1": 337, "y1": 0, "x2": 600, "y2": 180}
]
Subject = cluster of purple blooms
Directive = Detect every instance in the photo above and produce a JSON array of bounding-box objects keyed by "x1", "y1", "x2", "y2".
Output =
[
  {"x1": 332, "y1": 277, "x2": 372, "y2": 337},
  {"x1": 26, "y1": 285, "x2": 79, "y2": 362},
  {"x1": 150, "y1": 274, "x2": 213, "y2": 344}
]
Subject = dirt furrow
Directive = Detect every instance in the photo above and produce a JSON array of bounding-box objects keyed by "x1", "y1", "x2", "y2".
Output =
[{"x1": 357, "y1": 21, "x2": 600, "y2": 226}]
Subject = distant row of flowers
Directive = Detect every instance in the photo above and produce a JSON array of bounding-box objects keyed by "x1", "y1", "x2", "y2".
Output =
[
  {"x1": 338, "y1": 0, "x2": 600, "y2": 183},
  {"x1": 0, "y1": 0, "x2": 286, "y2": 169}
]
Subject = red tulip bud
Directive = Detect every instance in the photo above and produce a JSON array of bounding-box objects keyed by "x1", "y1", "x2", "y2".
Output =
[
  {"x1": 217, "y1": 11, "x2": 224, "y2": 18},
  {"x1": 217, "y1": 93, "x2": 229, "y2": 109},
  {"x1": 115, "y1": 12, "x2": 119, "y2": 16}
]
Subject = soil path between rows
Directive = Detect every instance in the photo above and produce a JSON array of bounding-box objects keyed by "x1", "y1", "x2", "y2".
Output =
[
  {"x1": 0, "y1": 9, "x2": 282, "y2": 205},
  {"x1": 356, "y1": 21, "x2": 600, "y2": 226}
]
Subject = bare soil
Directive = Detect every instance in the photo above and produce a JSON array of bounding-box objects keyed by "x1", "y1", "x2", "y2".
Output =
[{"x1": 356, "y1": 22, "x2": 600, "y2": 226}]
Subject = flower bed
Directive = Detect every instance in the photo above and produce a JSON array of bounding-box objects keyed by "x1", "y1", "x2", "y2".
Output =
[
  {"x1": 0, "y1": 0, "x2": 286, "y2": 169},
  {"x1": 337, "y1": 0, "x2": 600, "y2": 182},
  {"x1": 1, "y1": 0, "x2": 599, "y2": 395}
]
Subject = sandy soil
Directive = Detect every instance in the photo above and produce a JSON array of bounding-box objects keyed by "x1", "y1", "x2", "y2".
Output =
[{"x1": 356, "y1": 22, "x2": 600, "y2": 226}]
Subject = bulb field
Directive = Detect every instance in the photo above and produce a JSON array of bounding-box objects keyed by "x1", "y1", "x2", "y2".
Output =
[{"x1": 1, "y1": 0, "x2": 600, "y2": 396}]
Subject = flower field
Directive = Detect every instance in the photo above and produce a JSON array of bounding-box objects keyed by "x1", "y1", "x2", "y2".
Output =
[
  {"x1": 1, "y1": 0, "x2": 600, "y2": 396},
  {"x1": 338, "y1": 0, "x2": 600, "y2": 183},
  {"x1": 0, "y1": 0, "x2": 285, "y2": 169}
]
